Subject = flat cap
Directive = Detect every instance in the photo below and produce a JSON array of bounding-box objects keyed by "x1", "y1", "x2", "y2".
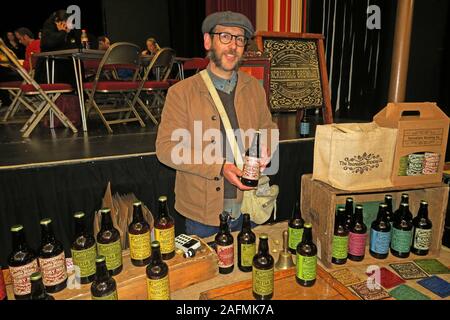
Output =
[{"x1": 202, "y1": 11, "x2": 255, "y2": 39}]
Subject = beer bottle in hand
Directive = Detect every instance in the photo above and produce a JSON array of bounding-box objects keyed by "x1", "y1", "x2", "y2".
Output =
[
  {"x1": 128, "y1": 201, "x2": 151, "y2": 266},
  {"x1": 252, "y1": 234, "x2": 274, "y2": 300},
  {"x1": 411, "y1": 200, "x2": 432, "y2": 256},
  {"x1": 96, "y1": 208, "x2": 123, "y2": 276},
  {"x1": 38, "y1": 218, "x2": 67, "y2": 293},
  {"x1": 91, "y1": 256, "x2": 118, "y2": 300},
  {"x1": 384, "y1": 195, "x2": 394, "y2": 225},
  {"x1": 391, "y1": 203, "x2": 413, "y2": 258},
  {"x1": 288, "y1": 199, "x2": 305, "y2": 254},
  {"x1": 370, "y1": 203, "x2": 392, "y2": 259},
  {"x1": 146, "y1": 241, "x2": 170, "y2": 300},
  {"x1": 296, "y1": 223, "x2": 317, "y2": 287},
  {"x1": 348, "y1": 205, "x2": 367, "y2": 261},
  {"x1": 237, "y1": 213, "x2": 256, "y2": 272},
  {"x1": 8, "y1": 225, "x2": 39, "y2": 300},
  {"x1": 154, "y1": 196, "x2": 175, "y2": 260},
  {"x1": 71, "y1": 212, "x2": 97, "y2": 284},
  {"x1": 241, "y1": 131, "x2": 261, "y2": 187},
  {"x1": 215, "y1": 213, "x2": 234, "y2": 274},
  {"x1": 344, "y1": 197, "x2": 354, "y2": 231},
  {"x1": 30, "y1": 272, "x2": 55, "y2": 300},
  {"x1": 332, "y1": 208, "x2": 348, "y2": 265}
]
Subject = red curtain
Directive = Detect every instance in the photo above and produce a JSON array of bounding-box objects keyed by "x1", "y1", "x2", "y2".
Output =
[{"x1": 205, "y1": 0, "x2": 257, "y2": 30}]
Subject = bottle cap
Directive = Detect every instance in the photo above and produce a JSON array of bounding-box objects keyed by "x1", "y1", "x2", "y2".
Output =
[
  {"x1": 74, "y1": 212, "x2": 85, "y2": 219},
  {"x1": 99, "y1": 208, "x2": 111, "y2": 214},
  {"x1": 183, "y1": 248, "x2": 196, "y2": 258},
  {"x1": 260, "y1": 233, "x2": 268, "y2": 240},
  {"x1": 40, "y1": 218, "x2": 52, "y2": 226},
  {"x1": 151, "y1": 241, "x2": 160, "y2": 248},
  {"x1": 30, "y1": 272, "x2": 42, "y2": 281},
  {"x1": 158, "y1": 196, "x2": 167, "y2": 202},
  {"x1": 133, "y1": 201, "x2": 142, "y2": 207},
  {"x1": 304, "y1": 223, "x2": 312, "y2": 229},
  {"x1": 11, "y1": 225, "x2": 24, "y2": 232},
  {"x1": 96, "y1": 255, "x2": 106, "y2": 263}
]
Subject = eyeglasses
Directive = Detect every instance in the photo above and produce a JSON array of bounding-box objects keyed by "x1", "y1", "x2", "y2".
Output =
[{"x1": 210, "y1": 32, "x2": 247, "y2": 47}]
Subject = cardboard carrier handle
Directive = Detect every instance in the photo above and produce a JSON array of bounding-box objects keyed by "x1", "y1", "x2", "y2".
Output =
[{"x1": 386, "y1": 103, "x2": 437, "y2": 120}]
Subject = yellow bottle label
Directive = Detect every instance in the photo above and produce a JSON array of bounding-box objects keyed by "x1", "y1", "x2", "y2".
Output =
[
  {"x1": 252, "y1": 267, "x2": 274, "y2": 296},
  {"x1": 97, "y1": 240, "x2": 123, "y2": 271},
  {"x1": 147, "y1": 275, "x2": 170, "y2": 300},
  {"x1": 72, "y1": 245, "x2": 97, "y2": 278},
  {"x1": 154, "y1": 227, "x2": 175, "y2": 254},
  {"x1": 241, "y1": 243, "x2": 256, "y2": 267},
  {"x1": 92, "y1": 290, "x2": 118, "y2": 300},
  {"x1": 128, "y1": 232, "x2": 151, "y2": 260}
]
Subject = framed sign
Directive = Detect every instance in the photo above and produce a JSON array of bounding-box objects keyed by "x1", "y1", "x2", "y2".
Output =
[
  {"x1": 239, "y1": 57, "x2": 270, "y2": 108},
  {"x1": 255, "y1": 32, "x2": 333, "y2": 124}
]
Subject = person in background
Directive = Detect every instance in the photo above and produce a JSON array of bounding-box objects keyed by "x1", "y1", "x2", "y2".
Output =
[
  {"x1": 5, "y1": 31, "x2": 25, "y2": 59},
  {"x1": 98, "y1": 36, "x2": 110, "y2": 51},
  {"x1": 14, "y1": 27, "x2": 41, "y2": 72},
  {"x1": 141, "y1": 37, "x2": 160, "y2": 56}
]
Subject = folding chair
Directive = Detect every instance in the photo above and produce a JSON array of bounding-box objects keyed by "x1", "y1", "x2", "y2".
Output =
[
  {"x1": 0, "y1": 39, "x2": 78, "y2": 138},
  {"x1": 83, "y1": 42, "x2": 145, "y2": 134},
  {"x1": 168, "y1": 57, "x2": 209, "y2": 86},
  {"x1": 131, "y1": 47, "x2": 176, "y2": 125}
]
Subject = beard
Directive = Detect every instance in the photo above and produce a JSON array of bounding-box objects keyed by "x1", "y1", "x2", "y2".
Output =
[{"x1": 208, "y1": 46, "x2": 244, "y2": 72}]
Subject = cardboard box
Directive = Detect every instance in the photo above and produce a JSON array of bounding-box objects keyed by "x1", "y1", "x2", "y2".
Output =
[
  {"x1": 301, "y1": 174, "x2": 449, "y2": 269},
  {"x1": 374, "y1": 102, "x2": 449, "y2": 187}
]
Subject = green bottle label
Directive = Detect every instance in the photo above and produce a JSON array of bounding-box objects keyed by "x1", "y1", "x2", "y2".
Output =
[
  {"x1": 288, "y1": 227, "x2": 304, "y2": 251},
  {"x1": 97, "y1": 240, "x2": 122, "y2": 271},
  {"x1": 241, "y1": 243, "x2": 256, "y2": 267},
  {"x1": 252, "y1": 267, "x2": 274, "y2": 296},
  {"x1": 332, "y1": 235, "x2": 348, "y2": 259},
  {"x1": 296, "y1": 254, "x2": 317, "y2": 281},
  {"x1": 92, "y1": 290, "x2": 118, "y2": 300},
  {"x1": 391, "y1": 228, "x2": 413, "y2": 253},
  {"x1": 71, "y1": 245, "x2": 97, "y2": 278},
  {"x1": 413, "y1": 228, "x2": 432, "y2": 250}
]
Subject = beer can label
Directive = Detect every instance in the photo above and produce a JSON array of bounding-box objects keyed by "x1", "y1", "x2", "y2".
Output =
[
  {"x1": 413, "y1": 228, "x2": 432, "y2": 250},
  {"x1": 39, "y1": 252, "x2": 67, "y2": 286},
  {"x1": 240, "y1": 243, "x2": 256, "y2": 267},
  {"x1": 348, "y1": 232, "x2": 367, "y2": 256},
  {"x1": 288, "y1": 227, "x2": 304, "y2": 251},
  {"x1": 97, "y1": 240, "x2": 123, "y2": 271},
  {"x1": 154, "y1": 227, "x2": 175, "y2": 254},
  {"x1": 391, "y1": 228, "x2": 413, "y2": 253},
  {"x1": 0, "y1": 270, "x2": 7, "y2": 300},
  {"x1": 129, "y1": 232, "x2": 151, "y2": 260},
  {"x1": 71, "y1": 245, "x2": 97, "y2": 278},
  {"x1": 217, "y1": 244, "x2": 234, "y2": 268},
  {"x1": 252, "y1": 267, "x2": 274, "y2": 296},
  {"x1": 9, "y1": 259, "x2": 39, "y2": 296},
  {"x1": 332, "y1": 235, "x2": 348, "y2": 259},
  {"x1": 370, "y1": 229, "x2": 391, "y2": 254},
  {"x1": 296, "y1": 254, "x2": 317, "y2": 281},
  {"x1": 147, "y1": 275, "x2": 170, "y2": 300},
  {"x1": 92, "y1": 290, "x2": 118, "y2": 300},
  {"x1": 242, "y1": 156, "x2": 260, "y2": 180}
]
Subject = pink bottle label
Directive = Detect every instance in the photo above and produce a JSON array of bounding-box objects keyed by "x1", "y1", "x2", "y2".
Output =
[{"x1": 348, "y1": 232, "x2": 367, "y2": 256}]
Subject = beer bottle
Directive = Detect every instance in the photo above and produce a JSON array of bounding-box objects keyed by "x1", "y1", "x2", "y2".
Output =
[
  {"x1": 411, "y1": 200, "x2": 433, "y2": 256},
  {"x1": 154, "y1": 196, "x2": 175, "y2": 260},
  {"x1": 384, "y1": 195, "x2": 394, "y2": 225},
  {"x1": 394, "y1": 193, "x2": 412, "y2": 222},
  {"x1": 91, "y1": 256, "x2": 118, "y2": 300},
  {"x1": 332, "y1": 208, "x2": 348, "y2": 265},
  {"x1": 391, "y1": 203, "x2": 413, "y2": 258},
  {"x1": 237, "y1": 213, "x2": 256, "y2": 272},
  {"x1": 296, "y1": 223, "x2": 317, "y2": 287},
  {"x1": 299, "y1": 112, "x2": 310, "y2": 138},
  {"x1": 0, "y1": 266, "x2": 7, "y2": 301},
  {"x1": 241, "y1": 131, "x2": 261, "y2": 188},
  {"x1": 96, "y1": 208, "x2": 123, "y2": 276},
  {"x1": 348, "y1": 205, "x2": 367, "y2": 261},
  {"x1": 146, "y1": 241, "x2": 170, "y2": 300},
  {"x1": 252, "y1": 234, "x2": 274, "y2": 300},
  {"x1": 215, "y1": 213, "x2": 234, "y2": 274},
  {"x1": 8, "y1": 225, "x2": 39, "y2": 300},
  {"x1": 128, "y1": 201, "x2": 151, "y2": 266},
  {"x1": 38, "y1": 218, "x2": 67, "y2": 293},
  {"x1": 81, "y1": 29, "x2": 89, "y2": 49},
  {"x1": 30, "y1": 272, "x2": 55, "y2": 300},
  {"x1": 288, "y1": 199, "x2": 305, "y2": 255},
  {"x1": 370, "y1": 203, "x2": 392, "y2": 259},
  {"x1": 344, "y1": 197, "x2": 354, "y2": 231},
  {"x1": 71, "y1": 212, "x2": 97, "y2": 284}
]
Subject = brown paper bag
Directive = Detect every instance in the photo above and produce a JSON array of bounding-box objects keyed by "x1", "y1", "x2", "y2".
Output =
[{"x1": 313, "y1": 122, "x2": 398, "y2": 190}]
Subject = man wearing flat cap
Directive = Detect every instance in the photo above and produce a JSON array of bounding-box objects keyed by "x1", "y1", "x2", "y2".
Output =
[{"x1": 156, "y1": 11, "x2": 278, "y2": 237}]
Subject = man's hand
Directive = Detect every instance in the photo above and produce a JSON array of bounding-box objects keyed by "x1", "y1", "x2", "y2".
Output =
[
  {"x1": 259, "y1": 145, "x2": 271, "y2": 172},
  {"x1": 222, "y1": 163, "x2": 255, "y2": 191},
  {"x1": 56, "y1": 21, "x2": 69, "y2": 33}
]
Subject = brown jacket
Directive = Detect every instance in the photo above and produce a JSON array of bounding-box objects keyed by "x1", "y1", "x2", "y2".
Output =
[{"x1": 156, "y1": 71, "x2": 278, "y2": 226}]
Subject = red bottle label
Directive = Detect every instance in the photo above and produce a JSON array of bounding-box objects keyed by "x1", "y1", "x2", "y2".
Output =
[
  {"x1": 217, "y1": 244, "x2": 234, "y2": 268},
  {"x1": 242, "y1": 157, "x2": 260, "y2": 180},
  {"x1": 9, "y1": 260, "x2": 39, "y2": 296},
  {"x1": 348, "y1": 232, "x2": 367, "y2": 256},
  {"x1": 39, "y1": 252, "x2": 68, "y2": 286}
]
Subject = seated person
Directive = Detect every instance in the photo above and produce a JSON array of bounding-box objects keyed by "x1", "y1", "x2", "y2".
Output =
[
  {"x1": 98, "y1": 36, "x2": 110, "y2": 51},
  {"x1": 141, "y1": 37, "x2": 160, "y2": 56},
  {"x1": 14, "y1": 27, "x2": 41, "y2": 72}
]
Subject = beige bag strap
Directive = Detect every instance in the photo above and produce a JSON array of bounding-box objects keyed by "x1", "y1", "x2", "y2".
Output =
[{"x1": 200, "y1": 70, "x2": 244, "y2": 169}]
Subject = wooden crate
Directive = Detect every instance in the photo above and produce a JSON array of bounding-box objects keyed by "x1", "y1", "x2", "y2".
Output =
[
  {"x1": 301, "y1": 174, "x2": 449, "y2": 269},
  {"x1": 199, "y1": 266, "x2": 358, "y2": 300}
]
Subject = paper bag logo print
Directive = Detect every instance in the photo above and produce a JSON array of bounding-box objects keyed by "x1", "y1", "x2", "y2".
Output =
[{"x1": 339, "y1": 153, "x2": 383, "y2": 174}]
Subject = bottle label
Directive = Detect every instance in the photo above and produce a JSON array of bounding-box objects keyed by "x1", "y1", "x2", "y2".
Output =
[
  {"x1": 71, "y1": 245, "x2": 97, "y2": 278},
  {"x1": 9, "y1": 259, "x2": 39, "y2": 296},
  {"x1": 154, "y1": 227, "x2": 175, "y2": 254},
  {"x1": 129, "y1": 232, "x2": 151, "y2": 260},
  {"x1": 348, "y1": 232, "x2": 367, "y2": 256},
  {"x1": 92, "y1": 290, "x2": 118, "y2": 300},
  {"x1": 300, "y1": 122, "x2": 310, "y2": 135},
  {"x1": 370, "y1": 229, "x2": 391, "y2": 254},
  {"x1": 39, "y1": 252, "x2": 67, "y2": 286},
  {"x1": 0, "y1": 270, "x2": 7, "y2": 300},
  {"x1": 332, "y1": 235, "x2": 348, "y2": 259},
  {"x1": 217, "y1": 244, "x2": 234, "y2": 268},
  {"x1": 296, "y1": 254, "x2": 317, "y2": 281},
  {"x1": 240, "y1": 243, "x2": 256, "y2": 267},
  {"x1": 97, "y1": 240, "x2": 123, "y2": 271},
  {"x1": 391, "y1": 228, "x2": 413, "y2": 253},
  {"x1": 288, "y1": 227, "x2": 304, "y2": 251},
  {"x1": 413, "y1": 228, "x2": 432, "y2": 250},
  {"x1": 252, "y1": 267, "x2": 274, "y2": 296},
  {"x1": 242, "y1": 156, "x2": 260, "y2": 180},
  {"x1": 147, "y1": 275, "x2": 170, "y2": 300}
]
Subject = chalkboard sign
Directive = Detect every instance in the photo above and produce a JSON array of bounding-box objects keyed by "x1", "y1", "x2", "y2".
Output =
[{"x1": 255, "y1": 32, "x2": 333, "y2": 124}]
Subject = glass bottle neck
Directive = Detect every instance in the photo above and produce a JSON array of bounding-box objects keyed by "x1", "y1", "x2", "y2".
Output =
[
  {"x1": 96, "y1": 261, "x2": 110, "y2": 282},
  {"x1": 302, "y1": 227, "x2": 313, "y2": 243},
  {"x1": 132, "y1": 205, "x2": 144, "y2": 223},
  {"x1": 101, "y1": 212, "x2": 113, "y2": 230},
  {"x1": 257, "y1": 239, "x2": 269, "y2": 255},
  {"x1": 41, "y1": 224, "x2": 55, "y2": 244},
  {"x1": 158, "y1": 202, "x2": 169, "y2": 219},
  {"x1": 74, "y1": 218, "x2": 87, "y2": 237},
  {"x1": 12, "y1": 231, "x2": 27, "y2": 251},
  {"x1": 248, "y1": 133, "x2": 260, "y2": 158},
  {"x1": 150, "y1": 247, "x2": 163, "y2": 264},
  {"x1": 377, "y1": 207, "x2": 388, "y2": 222},
  {"x1": 292, "y1": 201, "x2": 302, "y2": 220},
  {"x1": 241, "y1": 215, "x2": 251, "y2": 232},
  {"x1": 417, "y1": 204, "x2": 429, "y2": 219},
  {"x1": 220, "y1": 219, "x2": 230, "y2": 234},
  {"x1": 31, "y1": 279, "x2": 47, "y2": 299}
]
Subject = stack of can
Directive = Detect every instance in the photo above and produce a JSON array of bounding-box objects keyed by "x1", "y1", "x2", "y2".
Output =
[
  {"x1": 406, "y1": 153, "x2": 425, "y2": 176},
  {"x1": 422, "y1": 152, "x2": 440, "y2": 175}
]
